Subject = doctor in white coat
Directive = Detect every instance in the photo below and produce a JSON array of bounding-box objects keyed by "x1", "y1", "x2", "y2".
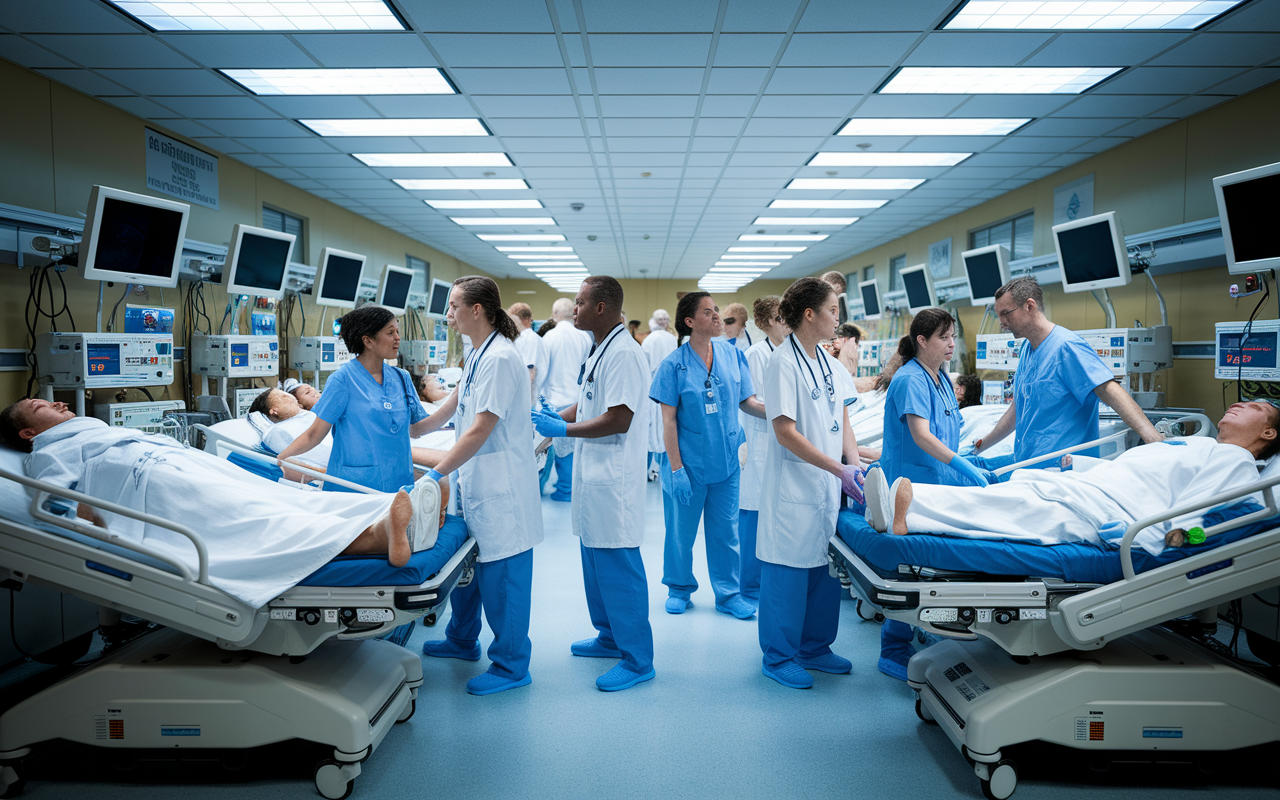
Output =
[
  {"x1": 543, "y1": 297, "x2": 593, "y2": 501},
  {"x1": 757, "y1": 277, "x2": 865, "y2": 690},
  {"x1": 642, "y1": 310, "x2": 677, "y2": 478},
  {"x1": 532, "y1": 276, "x2": 655, "y2": 692},
  {"x1": 419, "y1": 276, "x2": 544, "y2": 697}
]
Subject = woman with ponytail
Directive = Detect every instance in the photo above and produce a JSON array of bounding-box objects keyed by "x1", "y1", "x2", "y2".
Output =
[
  {"x1": 872, "y1": 306, "x2": 991, "y2": 682},
  {"x1": 419, "y1": 276, "x2": 544, "y2": 697}
]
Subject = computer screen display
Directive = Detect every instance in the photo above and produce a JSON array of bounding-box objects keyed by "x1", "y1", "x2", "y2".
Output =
[
  {"x1": 858, "y1": 279, "x2": 882, "y2": 319},
  {"x1": 81, "y1": 186, "x2": 190, "y2": 288},
  {"x1": 315, "y1": 247, "x2": 366, "y2": 308},
  {"x1": 427, "y1": 278, "x2": 452, "y2": 318},
  {"x1": 1053, "y1": 211, "x2": 1130, "y2": 294},
  {"x1": 228, "y1": 229, "x2": 294, "y2": 297},
  {"x1": 1215, "y1": 162, "x2": 1280, "y2": 274},
  {"x1": 900, "y1": 264, "x2": 935, "y2": 313},
  {"x1": 961, "y1": 244, "x2": 1010, "y2": 306},
  {"x1": 379, "y1": 265, "x2": 414, "y2": 314}
]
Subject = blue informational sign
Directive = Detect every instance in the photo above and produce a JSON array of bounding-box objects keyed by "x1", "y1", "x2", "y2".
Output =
[{"x1": 124, "y1": 305, "x2": 175, "y2": 334}]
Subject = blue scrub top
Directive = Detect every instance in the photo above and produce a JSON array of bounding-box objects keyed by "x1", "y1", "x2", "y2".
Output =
[
  {"x1": 649, "y1": 339, "x2": 754, "y2": 485},
  {"x1": 1013, "y1": 325, "x2": 1114, "y2": 465},
  {"x1": 881, "y1": 358, "x2": 970, "y2": 487},
  {"x1": 313, "y1": 358, "x2": 427, "y2": 493}
]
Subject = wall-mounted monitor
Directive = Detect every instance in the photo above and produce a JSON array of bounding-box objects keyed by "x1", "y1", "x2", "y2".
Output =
[
  {"x1": 378, "y1": 264, "x2": 415, "y2": 315},
  {"x1": 426, "y1": 278, "x2": 452, "y2": 319},
  {"x1": 1213, "y1": 160, "x2": 1280, "y2": 275},
  {"x1": 837, "y1": 293, "x2": 852, "y2": 326},
  {"x1": 225, "y1": 223, "x2": 296, "y2": 300},
  {"x1": 899, "y1": 263, "x2": 937, "y2": 313},
  {"x1": 1052, "y1": 211, "x2": 1131, "y2": 294},
  {"x1": 857, "y1": 279, "x2": 882, "y2": 321},
  {"x1": 80, "y1": 185, "x2": 191, "y2": 289},
  {"x1": 314, "y1": 247, "x2": 366, "y2": 309},
  {"x1": 961, "y1": 244, "x2": 1011, "y2": 306}
]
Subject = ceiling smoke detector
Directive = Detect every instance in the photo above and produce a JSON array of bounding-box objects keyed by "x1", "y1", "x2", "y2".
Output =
[{"x1": 570, "y1": 202, "x2": 584, "y2": 211}]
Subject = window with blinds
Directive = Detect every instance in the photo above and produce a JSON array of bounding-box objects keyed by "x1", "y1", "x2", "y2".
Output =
[
  {"x1": 970, "y1": 211, "x2": 1034, "y2": 261},
  {"x1": 888, "y1": 254, "x2": 906, "y2": 291},
  {"x1": 406, "y1": 254, "x2": 429, "y2": 295},
  {"x1": 261, "y1": 206, "x2": 305, "y2": 252}
]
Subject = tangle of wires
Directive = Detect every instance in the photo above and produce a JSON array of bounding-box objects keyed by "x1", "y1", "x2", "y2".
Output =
[
  {"x1": 181, "y1": 279, "x2": 213, "y2": 404},
  {"x1": 1236, "y1": 272, "x2": 1270, "y2": 404},
  {"x1": 25, "y1": 263, "x2": 78, "y2": 396}
]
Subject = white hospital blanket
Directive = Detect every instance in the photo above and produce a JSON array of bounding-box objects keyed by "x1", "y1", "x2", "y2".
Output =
[
  {"x1": 958, "y1": 403, "x2": 1014, "y2": 457},
  {"x1": 27, "y1": 417, "x2": 391, "y2": 607},
  {"x1": 850, "y1": 390, "x2": 888, "y2": 443},
  {"x1": 903, "y1": 437, "x2": 1260, "y2": 555}
]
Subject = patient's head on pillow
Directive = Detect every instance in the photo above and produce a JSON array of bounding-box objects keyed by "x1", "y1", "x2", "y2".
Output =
[
  {"x1": 291, "y1": 383, "x2": 320, "y2": 410},
  {"x1": 249, "y1": 388, "x2": 303, "y2": 422},
  {"x1": 1, "y1": 398, "x2": 76, "y2": 452},
  {"x1": 419, "y1": 375, "x2": 449, "y2": 404},
  {"x1": 1218, "y1": 399, "x2": 1280, "y2": 460}
]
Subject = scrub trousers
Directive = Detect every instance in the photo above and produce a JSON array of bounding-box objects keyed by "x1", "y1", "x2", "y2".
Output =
[
  {"x1": 553, "y1": 452, "x2": 574, "y2": 499},
  {"x1": 737, "y1": 509, "x2": 761, "y2": 604},
  {"x1": 580, "y1": 543, "x2": 654, "y2": 673},
  {"x1": 758, "y1": 561, "x2": 840, "y2": 669},
  {"x1": 443, "y1": 548, "x2": 534, "y2": 680},
  {"x1": 657, "y1": 452, "x2": 744, "y2": 605}
]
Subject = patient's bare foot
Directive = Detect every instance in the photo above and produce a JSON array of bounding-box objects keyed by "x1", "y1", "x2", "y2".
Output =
[
  {"x1": 385, "y1": 490, "x2": 412, "y2": 567},
  {"x1": 892, "y1": 479, "x2": 912, "y2": 536}
]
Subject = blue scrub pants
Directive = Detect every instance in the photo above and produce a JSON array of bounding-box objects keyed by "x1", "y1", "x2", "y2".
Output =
[
  {"x1": 738, "y1": 509, "x2": 761, "y2": 603},
  {"x1": 657, "y1": 452, "x2": 743, "y2": 604},
  {"x1": 444, "y1": 548, "x2": 534, "y2": 680},
  {"x1": 758, "y1": 561, "x2": 841, "y2": 669},
  {"x1": 580, "y1": 543, "x2": 653, "y2": 673},
  {"x1": 553, "y1": 453, "x2": 574, "y2": 498}
]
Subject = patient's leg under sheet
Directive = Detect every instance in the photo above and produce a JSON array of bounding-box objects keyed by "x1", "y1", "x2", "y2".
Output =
[{"x1": 903, "y1": 479, "x2": 1127, "y2": 547}]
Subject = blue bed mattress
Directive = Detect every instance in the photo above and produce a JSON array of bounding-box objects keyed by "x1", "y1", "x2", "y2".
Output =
[
  {"x1": 300, "y1": 514, "x2": 469, "y2": 586},
  {"x1": 834, "y1": 504, "x2": 1279, "y2": 584}
]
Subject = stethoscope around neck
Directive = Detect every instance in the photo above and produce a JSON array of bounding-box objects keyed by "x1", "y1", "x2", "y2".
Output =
[
  {"x1": 790, "y1": 335, "x2": 840, "y2": 433},
  {"x1": 578, "y1": 324, "x2": 626, "y2": 400},
  {"x1": 917, "y1": 358, "x2": 955, "y2": 417}
]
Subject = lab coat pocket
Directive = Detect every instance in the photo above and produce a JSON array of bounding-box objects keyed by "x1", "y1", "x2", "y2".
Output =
[
  {"x1": 778, "y1": 459, "x2": 812, "y2": 504},
  {"x1": 464, "y1": 451, "x2": 514, "y2": 534},
  {"x1": 579, "y1": 437, "x2": 624, "y2": 486}
]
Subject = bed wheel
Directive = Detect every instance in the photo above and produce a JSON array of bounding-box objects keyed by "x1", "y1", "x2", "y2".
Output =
[
  {"x1": 914, "y1": 696, "x2": 936, "y2": 724},
  {"x1": 396, "y1": 697, "x2": 416, "y2": 723},
  {"x1": 0, "y1": 760, "x2": 27, "y2": 799},
  {"x1": 855, "y1": 599, "x2": 884, "y2": 623},
  {"x1": 979, "y1": 759, "x2": 1017, "y2": 800},
  {"x1": 314, "y1": 760, "x2": 355, "y2": 800}
]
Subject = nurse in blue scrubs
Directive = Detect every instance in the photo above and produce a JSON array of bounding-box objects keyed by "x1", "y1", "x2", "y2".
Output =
[
  {"x1": 278, "y1": 304, "x2": 429, "y2": 492},
  {"x1": 650, "y1": 292, "x2": 765, "y2": 621},
  {"x1": 876, "y1": 307, "x2": 991, "y2": 681}
]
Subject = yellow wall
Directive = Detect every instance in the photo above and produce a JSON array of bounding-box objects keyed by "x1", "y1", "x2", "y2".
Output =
[
  {"x1": 825, "y1": 81, "x2": 1280, "y2": 420},
  {"x1": 502, "y1": 278, "x2": 796, "y2": 322},
  {"x1": 0, "y1": 58, "x2": 487, "y2": 406}
]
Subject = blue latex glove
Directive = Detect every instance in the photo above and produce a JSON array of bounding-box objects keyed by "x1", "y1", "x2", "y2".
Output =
[
  {"x1": 1098, "y1": 520, "x2": 1127, "y2": 549},
  {"x1": 669, "y1": 467, "x2": 693, "y2": 505},
  {"x1": 427, "y1": 469, "x2": 445, "y2": 483},
  {"x1": 840, "y1": 464, "x2": 865, "y2": 505},
  {"x1": 531, "y1": 409, "x2": 568, "y2": 439},
  {"x1": 537, "y1": 396, "x2": 563, "y2": 420},
  {"x1": 950, "y1": 454, "x2": 991, "y2": 487}
]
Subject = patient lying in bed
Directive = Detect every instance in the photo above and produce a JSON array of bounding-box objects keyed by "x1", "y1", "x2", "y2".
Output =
[
  {"x1": 1, "y1": 398, "x2": 449, "y2": 608},
  {"x1": 863, "y1": 401, "x2": 1280, "y2": 556}
]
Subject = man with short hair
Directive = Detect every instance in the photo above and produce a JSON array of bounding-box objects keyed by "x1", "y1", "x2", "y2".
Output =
[
  {"x1": 976, "y1": 276, "x2": 1161, "y2": 464},
  {"x1": 718, "y1": 302, "x2": 752, "y2": 353},
  {"x1": 542, "y1": 296, "x2": 592, "y2": 501},
  {"x1": 642, "y1": 309, "x2": 678, "y2": 481},
  {"x1": 821, "y1": 272, "x2": 849, "y2": 324},
  {"x1": 507, "y1": 302, "x2": 549, "y2": 407}
]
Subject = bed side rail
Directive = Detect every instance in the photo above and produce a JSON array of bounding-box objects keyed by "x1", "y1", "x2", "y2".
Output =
[
  {"x1": 196, "y1": 424, "x2": 430, "y2": 488},
  {"x1": 0, "y1": 466, "x2": 209, "y2": 584},
  {"x1": 992, "y1": 413, "x2": 1211, "y2": 476}
]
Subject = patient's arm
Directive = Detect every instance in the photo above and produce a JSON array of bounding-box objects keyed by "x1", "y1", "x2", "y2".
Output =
[
  {"x1": 277, "y1": 416, "x2": 332, "y2": 463},
  {"x1": 414, "y1": 387, "x2": 458, "y2": 436},
  {"x1": 410, "y1": 447, "x2": 449, "y2": 469},
  {"x1": 76, "y1": 502, "x2": 106, "y2": 528},
  {"x1": 280, "y1": 457, "x2": 326, "y2": 484},
  {"x1": 975, "y1": 404, "x2": 1016, "y2": 453}
]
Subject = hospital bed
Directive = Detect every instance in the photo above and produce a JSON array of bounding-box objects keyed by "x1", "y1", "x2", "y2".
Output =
[
  {"x1": 827, "y1": 416, "x2": 1280, "y2": 799},
  {"x1": 0, "y1": 439, "x2": 478, "y2": 800}
]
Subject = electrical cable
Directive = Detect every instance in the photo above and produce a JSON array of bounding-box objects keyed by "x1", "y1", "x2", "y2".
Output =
[
  {"x1": 106, "y1": 283, "x2": 131, "y2": 333},
  {"x1": 1236, "y1": 274, "x2": 1269, "y2": 404}
]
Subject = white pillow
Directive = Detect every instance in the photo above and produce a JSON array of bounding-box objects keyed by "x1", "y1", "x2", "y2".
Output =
[
  {"x1": 208, "y1": 417, "x2": 262, "y2": 447},
  {"x1": 0, "y1": 445, "x2": 37, "y2": 527}
]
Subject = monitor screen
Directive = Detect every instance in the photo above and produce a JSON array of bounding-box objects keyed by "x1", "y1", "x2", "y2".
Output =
[
  {"x1": 965, "y1": 251, "x2": 1004, "y2": 302},
  {"x1": 81, "y1": 186, "x2": 190, "y2": 288},
  {"x1": 1220, "y1": 170, "x2": 1280, "y2": 266},
  {"x1": 902, "y1": 268, "x2": 934, "y2": 310},
  {"x1": 859, "y1": 281, "x2": 881, "y2": 317},
  {"x1": 381, "y1": 269, "x2": 413, "y2": 311},
  {"x1": 318, "y1": 254, "x2": 363, "y2": 305},
  {"x1": 232, "y1": 232, "x2": 292, "y2": 293},
  {"x1": 1219, "y1": 330, "x2": 1278, "y2": 371},
  {"x1": 427, "y1": 279, "x2": 451, "y2": 317},
  {"x1": 1057, "y1": 221, "x2": 1120, "y2": 284}
]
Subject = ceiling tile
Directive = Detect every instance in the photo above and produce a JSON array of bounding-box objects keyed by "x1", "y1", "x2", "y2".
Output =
[
  {"x1": 1024, "y1": 33, "x2": 1192, "y2": 67},
  {"x1": 232, "y1": 137, "x2": 341, "y2": 154},
  {"x1": 579, "y1": 0, "x2": 720, "y2": 32},
  {"x1": 1154, "y1": 94, "x2": 1235, "y2": 118},
  {"x1": 255, "y1": 96, "x2": 377, "y2": 117},
  {"x1": 1019, "y1": 117, "x2": 1122, "y2": 137},
  {"x1": 502, "y1": 137, "x2": 592, "y2": 152},
  {"x1": 734, "y1": 137, "x2": 825, "y2": 151},
  {"x1": 427, "y1": 34, "x2": 565, "y2": 67},
  {"x1": 150, "y1": 119, "x2": 218, "y2": 139},
  {"x1": 34, "y1": 68, "x2": 130, "y2": 96},
  {"x1": 191, "y1": 136, "x2": 251, "y2": 153},
  {"x1": 765, "y1": 67, "x2": 883, "y2": 94},
  {"x1": 233, "y1": 153, "x2": 283, "y2": 169},
  {"x1": 744, "y1": 117, "x2": 840, "y2": 136},
  {"x1": 399, "y1": 0, "x2": 555, "y2": 32},
  {"x1": 780, "y1": 33, "x2": 918, "y2": 67},
  {"x1": 989, "y1": 136, "x2": 1092, "y2": 153},
  {"x1": 1099, "y1": 66, "x2": 1246, "y2": 94},
  {"x1": 603, "y1": 118, "x2": 695, "y2": 136},
  {"x1": 722, "y1": 0, "x2": 804, "y2": 32},
  {"x1": 98, "y1": 95, "x2": 179, "y2": 118},
  {"x1": 694, "y1": 118, "x2": 745, "y2": 136},
  {"x1": 587, "y1": 34, "x2": 712, "y2": 67},
  {"x1": 96, "y1": 69, "x2": 237, "y2": 95},
  {"x1": 200, "y1": 118, "x2": 308, "y2": 138},
  {"x1": 488, "y1": 118, "x2": 587, "y2": 136},
  {"x1": 700, "y1": 95, "x2": 758, "y2": 115},
  {"x1": 361, "y1": 94, "x2": 482, "y2": 117},
  {"x1": 852, "y1": 94, "x2": 966, "y2": 116},
  {"x1": 27, "y1": 34, "x2": 193, "y2": 69},
  {"x1": 755, "y1": 94, "x2": 857, "y2": 116},
  {"x1": 0, "y1": 35, "x2": 75, "y2": 68},
  {"x1": 950, "y1": 95, "x2": 1071, "y2": 116},
  {"x1": 592, "y1": 67, "x2": 705, "y2": 93},
  {"x1": 1150, "y1": 33, "x2": 1280, "y2": 67},
  {"x1": 1209, "y1": 67, "x2": 1280, "y2": 95},
  {"x1": 599, "y1": 95, "x2": 700, "y2": 116},
  {"x1": 705, "y1": 67, "x2": 770, "y2": 93},
  {"x1": 904, "y1": 32, "x2": 1052, "y2": 67},
  {"x1": 270, "y1": 153, "x2": 361, "y2": 167},
  {"x1": 1105, "y1": 118, "x2": 1178, "y2": 138},
  {"x1": 158, "y1": 34, "x2": 317, "y2": 67},
  {"x1": 714, "y1": 34, "x2": 786, "y2": 67},
  {"x1": 471, "y1": 94, "x2": 581, "y2": 117},
  {"x1": 797, "y1": 0, "x2": 954, "y2": 31},
  {"x1": 450, "y1": 68, "x2": 572, "y2": 94},
  {"x1": 159, "y1": 96, "x2": 281, "y2": 119},
  {"x1": 1210, "y1": 1, "x2": 1280, "y2": 31},
  {"x1": 1, "y1": 1, "x2": 141, "y2": 34},
  {"x1": 1052, "y1": 93, "x2": 1179, "y2": 118}
]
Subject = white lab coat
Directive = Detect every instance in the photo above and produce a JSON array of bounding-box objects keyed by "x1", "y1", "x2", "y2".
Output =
[
  {"x1": 454, "y1": 332, "x2": 545, "y2": 562},
  {"x1": 757, "y1": 336, "x2": 846, "y2": 568},
  {"x1": 739, "y1": 338, "x2": 777, "y2": 512},
  {"x1": 515, "y1": 326, "x2": 549, "y2": 403},
  {"x1": 571, "y1": 326, "x2": 650, "y2": 548},
  {"x1": 542, "y1": 319, "x2": 592, "y2": 410},
  {"x1": 641, "y1": 328, "x2": 677, "y2": 453}
]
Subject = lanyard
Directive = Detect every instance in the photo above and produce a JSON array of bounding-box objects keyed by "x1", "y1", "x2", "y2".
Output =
[
  {"x1": 463, "y1": 331, "x2": 497, "y2": 399},
  {"x1": 687, "y1": 342, "x2": 718, "y2": 401},
  {"x1": 917, "y1": 359, "x2": 955, "y2": 417},
  {"x1": 766, "y1": 339, "x2": 775, "y2": 353},
  {"x1": 790, "y1": 335, "x2": 834, "y2": 402},
  {"x1": 579, "y1": 324, "x2": 625, "y2": 387}
]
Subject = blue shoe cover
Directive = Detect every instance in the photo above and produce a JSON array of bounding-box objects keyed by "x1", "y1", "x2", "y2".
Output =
[
  {"x1": 549, "y1": 491, "x2": 572, "y2": 502},
  {"x1": 570, "y1": 637, "x2": 623, "y2": 658},
  {"x1": 466, "y1": 671, "x2": 532, "y2": 696},
  {"x1": 762, "y1": 661, "x2": 813, "y2": 689},
  {"x1": 665, "y1": 596, "x2": 691, "y2": 614},
  {"x1": 422, "y1": 639, "x2": 481, "y2": 661},
  {"x1": 796, "y1": 652, "x2": 852, "y2": 674},
  {"x1": 596, "y1": 664, "x2": 655, "y2": 692},
  {"x1": 715, "y1": 596, "x2": 757, "y2": 620}
]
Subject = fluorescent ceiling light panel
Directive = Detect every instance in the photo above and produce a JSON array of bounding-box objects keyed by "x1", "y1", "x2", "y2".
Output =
[
  {"x1": 728, "y1": 247, "x2": 807, "y2": 252},
  {"x1": 753, "y1": 217, "x2": 859, "y2": 226},
  {"x1": 528, "y1": 268, "x2": 587, "y2": 273},
  {"x1": 787, "y1": 179, "x2": 924, "y2": 190},
  {"x1": 881, "y1": 67, "x2": 1121, "y2": 95},
  {"x1": 222, "y1": 68, "x2": 451, "y2": 96},
  {"x1": 738, "y1": 235, "x2": 828, "y2": 242},
  {"x1": 359, "y1": 153, "x2": 513, "y2": 168},
  {"x1": 943, "y1": 0, "x2": 1247, "y2": 30},
  {"x1": 450, "y1": 217, "x2": 555, "y2": 226},
  {"x1": 508, "y1": 254, "x2": 577, "y2": 259},
  {"x1": 496, "y1": 246, "x2": 574, "y2": 252},
  {"x1": 838, "y1": 118, "x2": 1029, "y2": 136},
  {"x1": 712, "y1": 264, "x2": 775, "y2": 269},
  {"x1": 478, "y1": 234, "x2": 566, "y2": 241},
  {"x1": 108, "y1": 0, "x2": 405, "y2": 31},
  {"x1": 301, "y1": 119, "x2": 488, "y2": 137},
  {"x1": 428, "y1": 199, "x2": 541, "y2": 209},
  {"x1": 720, "y1": 254, "x2": 792, "y2": 260},
  {"x1": 769, "y1": 199, "x2": 889, "y2": 210},
  {"x1": 520, "y1": 261, "x2": 584, "y2": 266},
  {"x1": 808, "y1": 152, "x2": 971, "y2": 167},
  {"x1": 395, "y1": 179, "x2": 529, "y2": 190}
]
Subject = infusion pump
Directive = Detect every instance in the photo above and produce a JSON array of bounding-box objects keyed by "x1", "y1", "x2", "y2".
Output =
[
  {"x1": 290, "y1": 336, "x2": 353, "y2": 374},
  {"x1": 399, "y1": 340, "x2": 448, "y2": 376},
  {"x1": 189, "y1": 333, "x2": 279, "y2": 378},
  {"x1": 36, "y1": 332, "x2": 174, "y2": 389},
  {"x1": 1215, "y1": 319, "x2": 1280, "y2": 381}
]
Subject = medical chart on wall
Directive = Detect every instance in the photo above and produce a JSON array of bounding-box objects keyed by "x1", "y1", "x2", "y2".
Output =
[
  {"x1": 1053, "y1": 174, "x2": 1093, "y2": 225},
  {"x1": 145, "y1": 127, "x2": 219, "y2": 210},
  {"x1": 929, "y1": 237, "x2": 952, "y2": 280}
]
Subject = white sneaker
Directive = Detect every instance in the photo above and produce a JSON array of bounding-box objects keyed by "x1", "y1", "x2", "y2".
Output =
[
  {"x1": 864, "y1": 467, "x2": 891, "y2": 532},
  {"x1": 408, "y1": 478, "x2": 441, "y2": 553}
]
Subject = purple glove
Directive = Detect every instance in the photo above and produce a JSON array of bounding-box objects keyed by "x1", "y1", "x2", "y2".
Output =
[{"x1": 840, "y1": 464, "x2": 865, "y2": 505}]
